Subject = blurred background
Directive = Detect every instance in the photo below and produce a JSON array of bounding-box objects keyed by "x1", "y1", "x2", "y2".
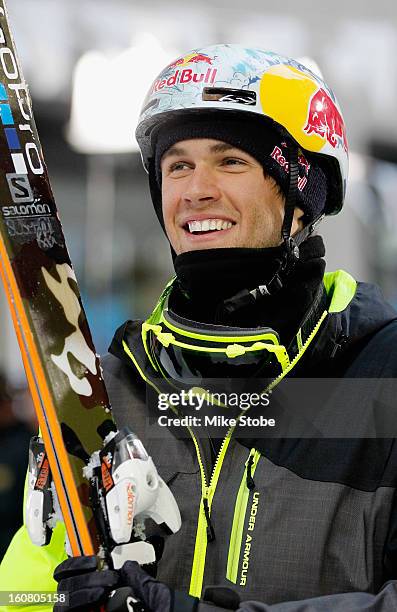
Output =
[{"x1": 1, "y1": 0, "x2": 397, "y2": 556}]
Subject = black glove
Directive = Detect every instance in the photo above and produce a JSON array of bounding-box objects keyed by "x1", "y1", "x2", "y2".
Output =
[
  {"x1": 54, "y1": 555, "x2": 120, "y2": 611},
  {"x1": 53, "y1": 554, "x2": 196, "y2": 612},
  {"x1": 54, "y1": 555, "x2": 238, "y2": 611},
  {"x1": 119, "y1": 561, "x2": 199, "y2": 612},
  {"x1": 119, "y1": 563, "x2": 241, "y2": 611}
]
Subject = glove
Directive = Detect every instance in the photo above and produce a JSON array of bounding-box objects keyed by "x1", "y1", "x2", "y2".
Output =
[
  {"x1": 53, "y1": 554, "x2": 119, "y2": 611},
  {"x1": 120, "y1": 561, "x2": 199, "y2": 612},
  {"x1": 54, "y1": 555, "x2": 238, "y2": 611},
  {"x1": 119, "y1": 563, "x2": 241, "y2": 610},
  {"x1": 53, "y1": 550, "x2": 194, "y2": 611}
]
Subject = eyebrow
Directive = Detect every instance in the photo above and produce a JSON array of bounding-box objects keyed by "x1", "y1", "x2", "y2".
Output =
[{"x1": 161, "y1": 142, "x2": 239, "y2": 162}]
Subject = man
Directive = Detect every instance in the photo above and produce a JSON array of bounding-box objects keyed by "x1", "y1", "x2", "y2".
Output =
[{"x1": 2, "y1": 44, "x2": 397, "y2": 611}]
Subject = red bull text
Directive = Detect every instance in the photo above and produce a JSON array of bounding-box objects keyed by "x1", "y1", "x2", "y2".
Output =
[
  {"x1": 304, "y1": 88, "x2": 348, "y2": 151},
  {"x1": 270, "y1": 145, "x2": 310, "y2": 191},
  {"x1": 151, "y1": 68, "x2": 217, "y2": 93}
]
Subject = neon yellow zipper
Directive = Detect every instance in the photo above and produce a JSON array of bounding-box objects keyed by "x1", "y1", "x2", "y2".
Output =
[
  {"x1": 226, "y1": 448, "x2": 261, "y2": 583},
  {"x1": 267, "y1": 310, "x2": 328, "y2": 392},
  {"x1": 189, "y1": 430, "x2": 232, "y2": 598}
]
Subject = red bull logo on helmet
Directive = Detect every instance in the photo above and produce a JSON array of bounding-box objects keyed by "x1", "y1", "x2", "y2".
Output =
[
  {"x1": 165, "y1": 52, "x2": 213, "y2": 72},
  {"x1": 304, "y1": 88, "x2": 348, "y2": 151},
  {"x1": 151, "y1": 67, "x2": 217, "y2": 94}
]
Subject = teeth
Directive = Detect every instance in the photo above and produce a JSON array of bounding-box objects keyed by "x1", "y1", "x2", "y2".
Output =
[{"x1": 187, "y1": 219, "x2": 234, "y2": 233}]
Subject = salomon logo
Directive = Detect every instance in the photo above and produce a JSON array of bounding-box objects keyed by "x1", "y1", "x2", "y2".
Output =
[{"x1": 2, "y1": 202, "x2": 51, "y2": 218}]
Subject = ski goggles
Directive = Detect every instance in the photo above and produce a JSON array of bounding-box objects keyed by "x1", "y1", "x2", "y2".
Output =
[{"x1": 142, "y1": 303, "x2": 291, "y2": 386}]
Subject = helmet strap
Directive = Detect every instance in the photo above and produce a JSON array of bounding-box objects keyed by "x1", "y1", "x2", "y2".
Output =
[
  {"x1": 282, "y1": 146, "x2": 325, "y2": 254},
  {"x1": 282, "y1": 145, "x2": 300, "y2": 265}
]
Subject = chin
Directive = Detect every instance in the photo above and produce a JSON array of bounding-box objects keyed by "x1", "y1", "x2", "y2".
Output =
[{"x1": 187, "y1": 241, "x2": 235, "y2": 253}]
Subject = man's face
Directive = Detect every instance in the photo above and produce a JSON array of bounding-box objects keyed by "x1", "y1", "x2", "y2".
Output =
[{"x1": 161, "y1": 138, "x2": 304, "y2": 255}]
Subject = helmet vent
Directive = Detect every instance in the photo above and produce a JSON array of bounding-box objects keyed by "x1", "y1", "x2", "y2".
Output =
[{"x1": 202, "y1": 87, "x2": 256, "y2": 106}]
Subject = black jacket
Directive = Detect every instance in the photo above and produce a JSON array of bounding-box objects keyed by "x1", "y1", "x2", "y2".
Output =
[{"x1": 104, "y1": 270, "x2": 397, "y2": 611}]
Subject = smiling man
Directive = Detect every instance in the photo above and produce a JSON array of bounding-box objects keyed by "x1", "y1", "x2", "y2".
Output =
[
  {"x1": 160, "y1": 139, "x2": 301, "y2": 253},
  {"x1": 3, "y1": 44, "x2": 397, "y2": 612}
]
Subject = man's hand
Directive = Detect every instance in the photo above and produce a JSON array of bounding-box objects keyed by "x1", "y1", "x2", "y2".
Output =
[
  {"x1": 53, "y1": 555, "x2": 119, "y2": 611},
  {"x1": 53, "y1": 555, "x2": 198, "y2": 612},
  {"x1": 119, "y1": 561, "x2": 199, "y2": 612}
]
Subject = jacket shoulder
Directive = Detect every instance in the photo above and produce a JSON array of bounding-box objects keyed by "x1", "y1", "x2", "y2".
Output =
[{"x1": 346, "y1": 319, "x2": 397, "y2": 377}]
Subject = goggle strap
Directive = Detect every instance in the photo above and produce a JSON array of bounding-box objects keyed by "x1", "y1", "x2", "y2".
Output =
[{"x1": 145, "y1": 323, "x2": 290, "y2": 371}]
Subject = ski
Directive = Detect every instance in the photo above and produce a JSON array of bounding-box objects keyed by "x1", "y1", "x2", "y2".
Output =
[
  {"x1": 0, "y1": 0, "x2": 180, "y2": 586},
  {"x1": 0, "y1": 0, "x2": 116, "y2": 560}
]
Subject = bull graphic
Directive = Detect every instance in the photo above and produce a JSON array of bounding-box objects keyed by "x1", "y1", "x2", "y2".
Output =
[
  {"x1": 304, "y1": 88, "x2": 348, "y2": 151},
  {"x1": 165, "y1": 52, "x2": 213, "y2": 72}
]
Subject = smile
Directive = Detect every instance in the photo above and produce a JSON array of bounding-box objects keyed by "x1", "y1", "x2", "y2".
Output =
[{"x1": 184, "y1": 218, "x2": 234, "y2": 234}]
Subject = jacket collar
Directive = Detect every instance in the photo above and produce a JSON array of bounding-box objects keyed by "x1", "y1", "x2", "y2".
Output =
[{"x1": 109, "y1": 270, "x2": 362, "y2": 384}]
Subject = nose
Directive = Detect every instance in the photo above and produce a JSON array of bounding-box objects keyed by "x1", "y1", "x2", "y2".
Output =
[{"x1": 181, "y1": 164, "x2": 221, "y2": 207}]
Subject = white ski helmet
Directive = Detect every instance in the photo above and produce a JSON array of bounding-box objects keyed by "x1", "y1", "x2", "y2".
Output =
[{"x1": 136, "y1": 44, "x2": 348, "y2": 216}]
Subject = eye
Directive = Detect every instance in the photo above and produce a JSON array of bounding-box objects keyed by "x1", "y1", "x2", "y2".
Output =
[
  {"x1": 168, "y1": 161, "x2": 192, "y2": 173},
  {"x1": 221, "y1": 157, "x2": 247, "y2": 169}
]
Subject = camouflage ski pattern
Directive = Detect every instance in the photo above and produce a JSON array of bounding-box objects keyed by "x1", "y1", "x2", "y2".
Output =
[{"x1": 0, "y1": 0, "x2": 115, "y2": 557}]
